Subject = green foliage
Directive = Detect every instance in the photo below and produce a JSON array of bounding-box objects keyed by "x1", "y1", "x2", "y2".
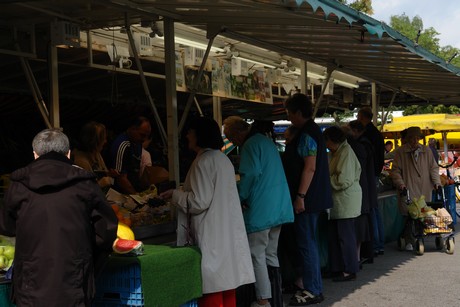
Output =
[
  {"x1": 349, "y1": 0, "x2": 373, "y2": 14},
  {"x1": 390, "y1": 14, "x2": 460, "y2": 67},
  {"x1": 337, "y1": 0, "x2": 373, "y2": 14},
  {"x1": 402, "y1": 104, "x2": 459, "y2": 116}
]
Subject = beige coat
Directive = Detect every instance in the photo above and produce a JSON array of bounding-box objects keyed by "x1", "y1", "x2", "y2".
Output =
[{"x1": 391, "y1": 144, "x2": 441, "y2": 214}]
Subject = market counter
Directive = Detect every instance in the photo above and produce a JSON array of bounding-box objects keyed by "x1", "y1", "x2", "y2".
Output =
[
  {"x1": 0, "y1": 279, "x2": 14, "y2": 307},
  {"x1": 378, "y1": 191, "x2": 405, "y2": 242},
  {"x1": 95, "y1": 245, "x2": 202, "y2": 306}
]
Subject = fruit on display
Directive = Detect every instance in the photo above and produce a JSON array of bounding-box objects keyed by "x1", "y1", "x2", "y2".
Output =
[
  {"x1": 117, "y1": 222, "x2": 135, "y2": 240},
  {"x1": 0, "y1": 245, "x2": 15, "y2": 270},
  {"x1": 110, "y1": 203, "x2": 133, "y2": 227},
  {"x1": 0, "y1": 236, "x2": 15, "y2": 270},
  {"x1": 3, "y1": 245, "x2": 14, "y2": 260},
  {"x1": 113, "y1": 238, "x2": 144, "y2": 255}
]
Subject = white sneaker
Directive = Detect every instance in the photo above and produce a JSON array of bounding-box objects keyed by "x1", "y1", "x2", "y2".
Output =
[{"x1": 405, "y1": 243, "x2": 413, "y2": 251}]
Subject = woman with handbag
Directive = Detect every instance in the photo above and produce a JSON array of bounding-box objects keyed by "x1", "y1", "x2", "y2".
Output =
[{"x1": 160, "y1": 117, "x2": 255, "y2": 307}]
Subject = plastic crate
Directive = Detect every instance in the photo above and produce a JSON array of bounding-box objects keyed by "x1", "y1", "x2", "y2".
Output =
[
  {"x1": 179, "y1": 300, "x2": 198, "y2": 307},
  {"x1": 93, "y1": 262, "x2": 144, "y2": 307}
]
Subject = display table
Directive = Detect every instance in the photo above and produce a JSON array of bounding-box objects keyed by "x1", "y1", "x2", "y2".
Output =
[
  {"x1": 378, "y1": 191, "x2": 405, "y2": 243},
  {"x1": 96, "y1": 245, "x2": 202, "y2": 307},
  {"x1": 0, "y1": 278, "x2": 14, "y2": 307}
]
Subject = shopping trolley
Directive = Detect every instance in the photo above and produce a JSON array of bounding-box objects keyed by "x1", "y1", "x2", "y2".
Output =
[{"x1": 397, "y1": 188, "x2": 455, "y2": 255}]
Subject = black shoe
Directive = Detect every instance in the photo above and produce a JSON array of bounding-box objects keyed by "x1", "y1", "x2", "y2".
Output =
[
  {"x1": 332, "y1": 273, "x2": 356, "y2": 282},
  {"x1": 283, "y1": 283, "x2": 302, "y2": 294},
  {"x1": 378, "y1": 250, "x2": 385, "y2": 255},
  {"x1": 289, "y1": 290, "x2": 324, "y2": 306}
]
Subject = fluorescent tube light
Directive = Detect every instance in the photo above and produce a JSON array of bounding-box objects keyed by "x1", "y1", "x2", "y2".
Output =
[
  {"x1": 334, "y1": 79, "x2": 359, "y2": 89},
  {"x1": 287, "y1": 68, "x2": 324, "y2": 80},
  {"x1": 232, "y1": 56, "x2": 277, "y2": 69},
  {"x1": 158, "y1": 36, "x2": 224, "y2": 52}
]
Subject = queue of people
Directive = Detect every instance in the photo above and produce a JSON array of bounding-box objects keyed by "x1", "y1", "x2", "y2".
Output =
[{"x1": 1, "y1": 96, "x2": 439, "y2": 307}]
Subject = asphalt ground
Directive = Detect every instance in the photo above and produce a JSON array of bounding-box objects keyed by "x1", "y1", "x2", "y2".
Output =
[{"x1": 283, "y1": 228, "x2": 460, "y2": 306}]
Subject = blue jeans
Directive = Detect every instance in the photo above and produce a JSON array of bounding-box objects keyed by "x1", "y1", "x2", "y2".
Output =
[
  {"x1": 295, "y1": 212, "x2": 322, "y2": 296},
  {"x1": 371, "y1": 207, "x2": 385, "y2": 251}
]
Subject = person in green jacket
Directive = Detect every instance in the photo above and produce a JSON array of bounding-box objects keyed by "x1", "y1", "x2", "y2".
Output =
[{"x1": 323, "y1": 126, "x2": 362, "y2": 282}]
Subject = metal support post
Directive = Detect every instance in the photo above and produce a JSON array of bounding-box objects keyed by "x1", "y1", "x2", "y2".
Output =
[
  {"x1": 312, "y1": 68, "x2": 334, "y2": 118},
  {"x1": 125, "y1": 13, "x2": 167, "y2": 147},
  {"x1": 371, "y1": 82, "x2": 378, "y2": 126},
  {"x1": 163, "y1": 18, "x2": 180, "y2": 185},
  {"x1": 48, "y1": 41, "x2": 60, "y2": 128}
]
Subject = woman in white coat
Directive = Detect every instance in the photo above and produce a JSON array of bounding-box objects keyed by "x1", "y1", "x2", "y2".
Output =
[{"x1": 160, "y1": 117, "x2": 255, "y2": 307}]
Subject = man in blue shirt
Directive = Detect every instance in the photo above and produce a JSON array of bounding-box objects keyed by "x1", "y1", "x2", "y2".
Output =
[{"x1": 110, "y1": 116, "x2": 152, "y2": 194}]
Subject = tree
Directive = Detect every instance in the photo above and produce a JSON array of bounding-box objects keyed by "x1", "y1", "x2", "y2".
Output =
[
  {"x1": 337, "y1": 0, "x2": 373, "y2": 15},
  {"x1": 390, "y1": 14, "x2": 460, "y2": 113},
  {"x1": 390, "y1": 14, "x2": 460, "y2": 67},
  {"x1": 401, "y1": 104, "x2": 460, "y2": 116}
]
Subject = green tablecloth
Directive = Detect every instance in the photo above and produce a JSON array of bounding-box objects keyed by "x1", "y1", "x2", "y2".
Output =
[
  {"x1": 378, "y1": 192, "x2": 405, "y2": 243},
  {"x1": 108, "y1": 245, "x2": 202, "y2": 307},
  {"x1": 0, "y1": 283, "x2": 15, "y2": 307}
]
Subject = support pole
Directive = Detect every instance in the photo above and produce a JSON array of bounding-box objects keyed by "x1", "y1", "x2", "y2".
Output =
[
  {"x1": 178, "y1": 33, "x2": 218, "y2": 133},
  {"x1": 300, "y1": 60, "x2": 307, "y2": 94},
  {"x1": 312, "y1": 69, "x2": 334, "y2": 119},
  {"x1": 163, "y1": 18, "x2": 180, "y2": 185},
  {"x1": 371, "y1": 82, "x2": 378, "y2": 126},
  {"x1": 381, "y1": 91, "x2": 397, "y2": 131},
  {"x1": 195, "y1": 97, "x2": 204, "y2": 117},
  {"x1": 48, "y1": 42, "x2": 60, "y2": 128},
  {"x1": 212, "y1": 96, "x2": 222, "y2": 128},
  {"x1": 14, "y1": 27, "x2": 51, "y2": 128},
  {"x1": 125, "y1": 14, "x2": 167, "y2": 147}
]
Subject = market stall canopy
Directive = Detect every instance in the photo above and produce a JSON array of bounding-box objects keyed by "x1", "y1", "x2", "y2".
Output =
[
  {"x1": 1, "y1": 0, "x2": 460, "y2": 108},
  {"x1": 382, "y1": 114, "x2": 460, "y2": 133}
]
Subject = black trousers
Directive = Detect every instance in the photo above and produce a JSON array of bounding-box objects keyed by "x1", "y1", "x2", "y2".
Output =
[{"x1": 328, "y1": 218, "x2": 359, "y2": 274}]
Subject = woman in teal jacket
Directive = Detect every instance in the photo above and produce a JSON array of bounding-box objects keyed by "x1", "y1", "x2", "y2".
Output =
[
  {"x1": 224, "y1": 117, "x2": 294, "y2": 307},
  {"x1": 323, "y1": 126, "x2": 362, "y2": 282}
]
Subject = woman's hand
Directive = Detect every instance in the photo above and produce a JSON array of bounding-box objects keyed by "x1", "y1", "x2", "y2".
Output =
[{"x1": 159, "y1": 189, "x2": 174, "y2": 200}]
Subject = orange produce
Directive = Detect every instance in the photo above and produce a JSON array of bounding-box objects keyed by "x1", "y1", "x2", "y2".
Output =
[{"x1": 111, "y1": 204, "x2": 120, "y2": 213}]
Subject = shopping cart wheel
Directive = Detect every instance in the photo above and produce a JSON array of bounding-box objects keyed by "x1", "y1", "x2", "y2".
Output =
[
  {"x1": 415, "y1": 239, "x2": 424, "y2": 255},
  {"x1": 435, "y1": 236, "x2": 444, "y2": 250},
  {"x1": 446, "y1": 237, "x2": 455, "y2": 255},
  {"x1": 397, "y1": 237, "x2": 406, "y2": 251}
]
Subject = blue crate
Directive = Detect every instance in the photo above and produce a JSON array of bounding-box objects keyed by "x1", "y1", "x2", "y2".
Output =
[
  {"x1": 179, "y1": 300, "x2": 198, "y2": 307},
  {"x1": 93, "y1": 262, "x2": 144, "y2": 307}
]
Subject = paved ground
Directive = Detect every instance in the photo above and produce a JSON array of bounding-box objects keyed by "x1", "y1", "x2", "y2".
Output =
[
  {"x1": 283, "y1": 229, "x2": 460, "y2": 306},
  {"x1": 145, "y1": 215, "x2": 460, "y2": 307}
]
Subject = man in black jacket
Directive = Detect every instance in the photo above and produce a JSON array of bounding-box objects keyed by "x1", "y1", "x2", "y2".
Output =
[
  {"x1": 0, "y1": 128, "x2": 118, "y2": 307},
  {"x1": 357, "y1": 107, "x2": 385, "y2": 256}
]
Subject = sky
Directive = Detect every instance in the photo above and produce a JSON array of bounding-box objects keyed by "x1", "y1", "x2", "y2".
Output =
[{"x1": 371, "y1": 0, "x2": 460, "y2": 49}]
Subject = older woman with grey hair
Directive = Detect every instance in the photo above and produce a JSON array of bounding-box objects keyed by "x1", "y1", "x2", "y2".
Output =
[{"x1": 323, "y1": 125, "x2": 362, "y2": 282}]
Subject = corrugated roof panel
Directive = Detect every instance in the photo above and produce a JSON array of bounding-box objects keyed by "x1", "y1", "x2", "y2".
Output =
[{"x1": 1, "y1": 0, "x2": 459, "y2": 106}]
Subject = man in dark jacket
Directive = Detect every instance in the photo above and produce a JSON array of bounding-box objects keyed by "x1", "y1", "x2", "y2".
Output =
[
  {"x1": 357, "y1": 107, "x2": 385, "y2": 256},
  {"x1": 0, "y1": 128, "x2": 118, "y2": 307},
  {"x1": 283, "y1": 93, "x2": 333, "y2": 306}
]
